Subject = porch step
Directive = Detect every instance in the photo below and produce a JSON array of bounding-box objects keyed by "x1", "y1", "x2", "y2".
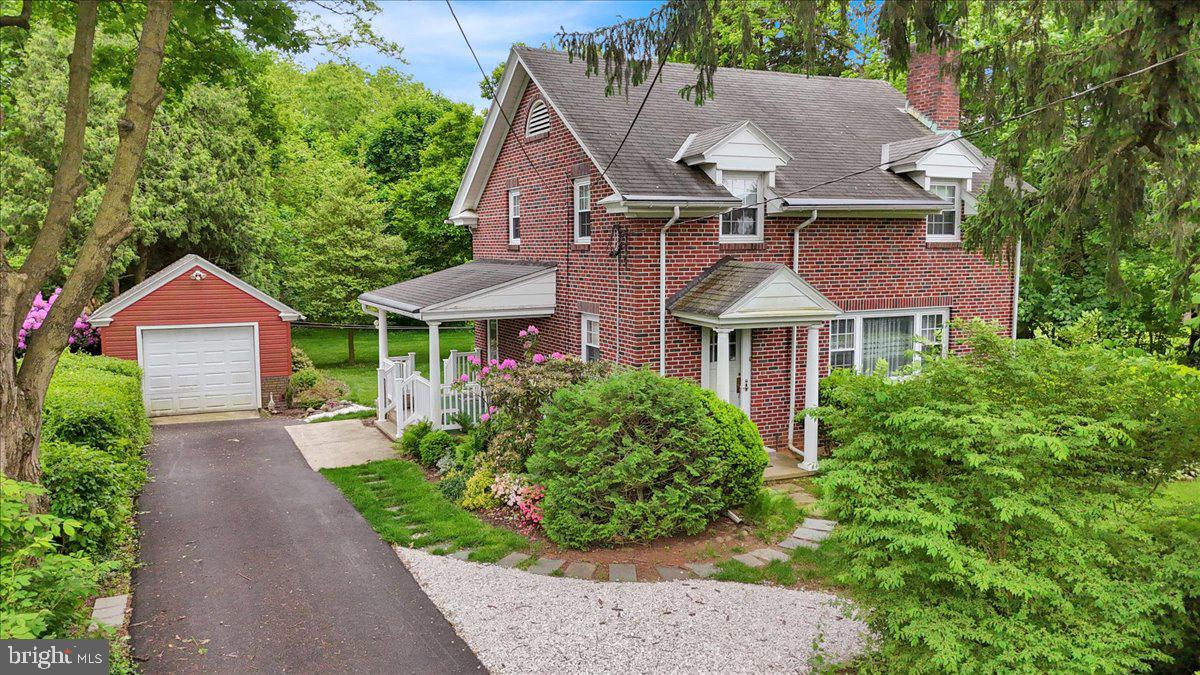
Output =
[
  {"x1": 374, "y1": 418, "x2": 399, "y2": 442},
  {"x1": 764, "y1": 451, "x2": 816, "y2": 483}
]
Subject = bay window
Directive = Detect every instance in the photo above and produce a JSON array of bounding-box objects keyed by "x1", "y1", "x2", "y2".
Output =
[{"x1": 828, "y1": 309, "x2": 949, "y2": 375}]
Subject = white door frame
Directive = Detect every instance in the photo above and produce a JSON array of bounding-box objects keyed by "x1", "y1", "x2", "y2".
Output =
[
  {"x1": 700, "y1": 327, "x2": 752, "y2": 416},
  {"x1": 135, "y1": 322, "x2": 263, "y2": 413}
]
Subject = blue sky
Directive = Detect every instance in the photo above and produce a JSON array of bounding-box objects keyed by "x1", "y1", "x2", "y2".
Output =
[{"x1": 299, "y1": 1, "x2": 662, "y2": 109}]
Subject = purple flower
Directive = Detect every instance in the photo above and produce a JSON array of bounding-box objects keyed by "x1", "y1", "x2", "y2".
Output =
[
  {"x1": 480, "y1": 413, "x2": 490, "y2": 422},
  {"x1": 527, "y1": 325, "x2": 539, "y2": 335},
  {"x1": 480, "y1": 366, "x2": 490, "y2": 376},
  {"x1": 467, "y1": 354, "x2": 480, "y2": 365},
  {"x1": 489, "y1": 359, "x2": 498, "y2": 366},
  {"x1": 532, "y1": 353, "x2": 546, "y2": 364},
  {"x1": 551, "y1": 352, "x2": 564, "y2": 360},
  {"x1": 459, "y1": 374, "x2": 469, "y2": 383},
  {"x1": 489, "y1": 406, "x2": 497, "y2": 414},
  {"x1": 519, "y1": 330, "x2": 528, "y2": 338}
]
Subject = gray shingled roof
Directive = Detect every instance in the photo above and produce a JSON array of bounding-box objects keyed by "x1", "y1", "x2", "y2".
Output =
[
  {"x1": 668, "y1": 258, "x2": 783, "y2": 317},
  {"x1": 359, "y1": 259, "x2": 555, "y2": 312},
  {"x1": 680, "y1": 120, "x2": 753, "y2": 159},
  {"x1": 517, "y1": 46, "x2": 938, "y2": 202}
]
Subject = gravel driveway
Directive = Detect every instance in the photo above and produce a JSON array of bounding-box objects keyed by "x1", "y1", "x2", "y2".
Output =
[{"x1": 396, "y1": 547, "x2": 868, "y2": 674}]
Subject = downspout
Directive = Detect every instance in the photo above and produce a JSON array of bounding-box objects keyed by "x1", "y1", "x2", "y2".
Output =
[
  {"x1": 659, "y1": 206, "x2": 681, "y2": 375},
  {"x1": 788, "y1": 210, "x2": 818, "y2": 454},
  {"x1": 1011, "y1": 237, "x2": 1022, "y2": 340}
]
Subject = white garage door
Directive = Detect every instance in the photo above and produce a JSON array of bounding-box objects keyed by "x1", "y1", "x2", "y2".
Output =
[{"x1": 140, "y1": 324, "x2": 259, "y2": 416}]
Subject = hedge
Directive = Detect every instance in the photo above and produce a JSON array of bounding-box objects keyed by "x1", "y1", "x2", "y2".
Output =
[{"x1": 41, "y1": 352, "x2": 149, "y2": 461}]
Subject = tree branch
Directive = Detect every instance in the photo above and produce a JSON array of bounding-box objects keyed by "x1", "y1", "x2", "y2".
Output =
[
  {"x1": 0, "y1": 0, "x2": 31, "y2": 29},
  {"x1": 18, "y1": 0, "x2": 174, "y2": 396},
  {"x1": 11, "y1": 1, "x2": 98, "y2": 342}
]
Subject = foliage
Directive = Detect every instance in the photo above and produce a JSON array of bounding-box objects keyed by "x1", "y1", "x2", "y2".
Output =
[
  {"x1": 290, "y1": 372, "x2": 349, "y2": 409},
  {"x1": 398, "y1": 420, "x2": 433, "y2": 459},
  {"x1": 290, "y1": 346, "x2": 314, "y2": 372},
  {"x1": 418, "y1": 430, "x2": 456, "y2": 469},
  {"x1": 17, "y1": 287, "x2": 97, "y2": 353},
  {"x1": 461, "y1": 467, "x2": 500, "y2": 511},
  {"x1": 289, "y1": 367, "x2": 320, "y2": 393},
  {"x1": 41, "y1": 353, "x2": 150, "y2": 461},
  {"x1": 322, "y1": 459, "x2": 527, "y2": 563},
  {"x1": 437, "y1": 472, "x2": 468, "y2": 503},
  {"x1": 739, "y1": 487, "x2": 806, "y2": 543},
  {"x1": 528, "y1": 369, "x2": 768, "y2": 549},
  {"x1": 0, "y1": 482, "x2": 109, "y2": 639},
  {"x1": 41, "y1": 441, "x2": 138, "y2": 557},
  {"x1": 816, "y1": 321, "x2": 1200, "y2": 672}
]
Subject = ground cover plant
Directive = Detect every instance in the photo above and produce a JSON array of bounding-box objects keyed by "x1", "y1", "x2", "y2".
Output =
[{"x1": 816, "y1": 321, "x2": 1200, "y2": 673}]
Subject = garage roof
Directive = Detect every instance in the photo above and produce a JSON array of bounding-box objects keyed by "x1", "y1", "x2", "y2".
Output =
[{"x1": 89, "y1": 254, "x2": 304, "y2": 327}]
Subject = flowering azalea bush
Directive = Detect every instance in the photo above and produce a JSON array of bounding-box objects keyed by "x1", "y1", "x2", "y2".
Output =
[{"x1": 18, "y1": 288, "x2": 98, "y2": 354}]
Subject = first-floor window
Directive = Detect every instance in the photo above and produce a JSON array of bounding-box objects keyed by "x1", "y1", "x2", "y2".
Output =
[
  {"x1": 581, "y1": 313, "x2": 600, "y2": 362},
  {"x1": 486, "y1": 320, "x2": 499, "y2": 362},
  {"x1": 829, "y1": 309, "x2": 949, "y2": 375}
]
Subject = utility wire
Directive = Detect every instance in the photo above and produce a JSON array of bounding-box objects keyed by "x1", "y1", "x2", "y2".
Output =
[
  {"x1": 445, "y1": 0, "x2": 546, "y2": 185},
  {"x1": 599, "y1": 32, "x2": 678, "y2": 182},
  {"x1": 670, "y1": 45, "x2": 1200, "y2": 227}
]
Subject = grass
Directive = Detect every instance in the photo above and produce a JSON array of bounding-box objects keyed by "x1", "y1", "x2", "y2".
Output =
[
  {"x1": 321, "y1": 458, "x2": 528, "y2": 562},
  {"x1": 293, "y1": 327, "x2": 475, "y2": 405},
  {"x1": 1160, "y1": 480, "x2": 1200, "y2": 505},
  {"x1": 741, "y1": 487, "x2": 807, "y2": 542},
  {"x1": 713, "y1": 541, "x2": 852, "y2": 591}
]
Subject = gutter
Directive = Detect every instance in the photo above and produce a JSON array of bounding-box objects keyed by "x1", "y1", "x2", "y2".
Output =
[
  {"x1": 659, "y1": 206, "x2": 681, "y2": 375},
  {"x1": 788, "y1": 210, "x2": 818, "y2": 455}
]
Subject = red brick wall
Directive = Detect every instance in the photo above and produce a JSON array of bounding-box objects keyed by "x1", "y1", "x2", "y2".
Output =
[
  {"x1": 473, "y1": 79, "x2": 1013, "y2": 446},
  {"x1": 906, "y1": 48, "x2": 960, "y2": 131},
  {"x1": 99, "y1": 264, "x2": 294, "y2": 405}
]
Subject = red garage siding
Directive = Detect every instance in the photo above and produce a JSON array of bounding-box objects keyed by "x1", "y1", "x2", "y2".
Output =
[{"x1": 99, "y1": 263, "x2": 293, "y2": 405}]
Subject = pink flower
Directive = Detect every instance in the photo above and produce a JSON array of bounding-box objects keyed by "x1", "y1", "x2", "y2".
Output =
[
  {"x1": 489, "y1": 359, "x2": 498, "y2": 366},
  {"x1": 459, "y1": 374, "x2": 469, "y2": 383},
  {"x1": 467, "y1": 354, "x2": 480, "y2": 365},
  {"x1": 551, "y1": 352, "x2": 564, "y2": 360},
  {"x1": 532, "y1": 353, "x2": 546, "y2": 364},
  {"x1": 519, "y1": 329, "x2": 528, "y2": 338},
  {"x1": 503, "y1": 374, "x2": 512, "y2": 380},
  {"x1": 480, "y1": 366, "x2": 490, "y2": 376},
  {"x1": 489, "y1": 406, "x2": 497, "y2": 414},
  {"x1": 499, "y1": 358, "x2": 518, "y2": 370},
  {"x1": 480, "y1": 413, "x2": 490, "y2": 422},
  {"x1": 527, "y1": 325, "x2": 539, "y2": 335}
]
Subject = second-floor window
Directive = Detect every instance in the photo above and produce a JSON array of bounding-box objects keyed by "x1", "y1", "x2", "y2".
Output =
[
  {"x1": 926, "y1": 181, "x2": 960, "y2": 242},
  {"x1": 573, "y1": 178, "x2": 591, "y2": 244},
  {"x1": 720, "y1": 172, "x2": 763, "y2": 243},
  {"x1": 508, "y1": 189, "x2": 520, "y2": 244}
]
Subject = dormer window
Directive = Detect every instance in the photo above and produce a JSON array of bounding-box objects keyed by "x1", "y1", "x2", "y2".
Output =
[
  {"x1": 926, "y1": 181, "x2": 960, "y2": 242},
  {"x1": 720, "y1": 172, "x2": 763, "y2": 243},
  {"x1": 526, "y1": 100, "x2": 550, "y2": 137}
]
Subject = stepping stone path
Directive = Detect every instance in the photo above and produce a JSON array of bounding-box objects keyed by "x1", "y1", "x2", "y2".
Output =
[
  {"x1": 527, "y1": 558, "x2": 565, "y2": 575},
  {"x1": 393, "y1": 518, "x2": 840, "y2": 587},
  {"x1": 656, "y1": 566, "x2": 691, "y2": 581},
  {"x1": 89, "y1": 594, "x2": 128, "y2": 631},
  {"x1": 564, "y1": 562, "x2": 596, "y2": 580},
  {"x1": 496, "y1": 552, "x2": 530, "y2": 568},
  {"x1": 385, "y1": 506, "x2": 402, "y2": 512},
  {"x1": 608, "y1": 564, "x2": 638, "y2": 582}
]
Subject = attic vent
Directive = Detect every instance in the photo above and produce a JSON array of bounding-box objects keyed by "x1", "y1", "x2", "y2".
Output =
[{"x1": 525, "y1": 99, "x2": 550, "y2": 137}]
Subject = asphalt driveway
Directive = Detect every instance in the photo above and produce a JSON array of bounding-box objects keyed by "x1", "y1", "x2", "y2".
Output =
[{"x1": 131, "y1": 417, "x2": 483, "y2": 674}]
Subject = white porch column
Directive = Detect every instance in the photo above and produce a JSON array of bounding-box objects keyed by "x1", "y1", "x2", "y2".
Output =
[
  {"x1": 715, "y1": 328, "x2": 733, "y2": 404},
  {"x1": 801, "y1": 323, "x2": 821, "y2": 471},
  {"x1": 376, "y1": 309, "x2": 388, "y2": 422},
  {"x1": 428, "y1": 321, "x2": 442, "y2": 429}
]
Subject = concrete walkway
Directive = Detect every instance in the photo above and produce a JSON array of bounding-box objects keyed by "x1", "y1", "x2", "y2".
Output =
[
  {"x1": 132, "y1": 417, "x2": 481, "y2": 673},
  {"x1": 286, "y1": 418, "x2": 398, "y2": 470}
]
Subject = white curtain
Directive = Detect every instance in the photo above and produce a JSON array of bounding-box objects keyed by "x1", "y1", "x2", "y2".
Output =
[{"x1": 862, "y1": 316, "x2": 914, "y2": 374}]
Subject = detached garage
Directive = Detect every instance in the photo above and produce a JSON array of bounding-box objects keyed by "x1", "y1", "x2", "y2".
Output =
[{"x1": 90, "y1": 255, "x2": 303, "y2": 417}]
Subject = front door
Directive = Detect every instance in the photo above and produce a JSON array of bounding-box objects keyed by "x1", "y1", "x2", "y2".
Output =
[{"x1": 705, "y1": 328, "x2": 750, "y2": 412}]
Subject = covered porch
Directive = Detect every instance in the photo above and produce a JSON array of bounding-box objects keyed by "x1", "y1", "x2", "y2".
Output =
[
  {"x1": 357, "y1": 259, "x2": 557, "y2": 436},
  {"x1": 668, "y1": 257, "x2": 842, "y2": 470}
]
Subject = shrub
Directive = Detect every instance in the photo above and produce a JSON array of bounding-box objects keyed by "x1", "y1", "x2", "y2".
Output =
[
  {"x1": 1, "y1": 482, "x2": 110, "y2": 639},
  {"x1": 461, "y1": 467, "x2": 500, "y2": 510},
  {"x1": 288, "y1": 367, "x2": 320, "y2": 395},
  {"x1": 437, "y1": 472, "x2": 468, "y2": 503},
  {"x1": 398, "y1": 420, "x2": 433, "y2": 458},
  {"x1": 291, "y1": 346, "x2": 314, "y2": 372},
  {"x1": 528, "y1": 369, "x2": 768, "y2": 548},
  {"x1": 418, "y1": 430, "x2": 455, "y2": 468},
  {"x1": 41, "y1": 441, "x2": 139, "y2": 556},
  {"x1": 42, "y1": 353, "x2": 149, "y2": 461},
  {"x1": 453, "y1": 438, "x2": 477, "y2": 472},
  {"x1": 816, "y1": 321, "x2": 1200, "y2": 673},
  {"x1": 290, "y1": 370, "x2": 348, "y2": 409}
]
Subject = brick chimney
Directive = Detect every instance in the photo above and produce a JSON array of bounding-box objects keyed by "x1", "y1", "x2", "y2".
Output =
[{"x1": 906, "y1": 47, "x2": 960, "y2": 131}]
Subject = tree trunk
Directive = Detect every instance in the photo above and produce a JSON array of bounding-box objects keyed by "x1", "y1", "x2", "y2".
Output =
[
  {"x1": 347, "y1": 328, "x2": 357, "y2": 365},
  {"x1": 135, "y1": 244, "x2": 149, "y2": 282}
]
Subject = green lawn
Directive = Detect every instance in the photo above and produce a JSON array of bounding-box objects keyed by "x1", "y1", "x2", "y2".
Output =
[
  {"x1": 1161, "y1": 480, "x2": 1200, "y2": 505},
  {"x1": 322, "y1": 459, "x2": 528, "y2": 562},
  {"x1": 293, "y1": 326, "x2": 476, "y2": 405}
]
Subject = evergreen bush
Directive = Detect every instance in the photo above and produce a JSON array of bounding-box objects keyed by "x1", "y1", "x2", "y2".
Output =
[
  {"x1": 41, "y1": 440, "x2": 140, "y2": 557},
  {"x1": 418, "y1": 430, "x2": 455, "y2": 468},
  {"x1": 398, "y1": 420, "x2": 433, "y2": 458},
  {"x1": 41, "y1": 353, "x2": 149, "y2": 461}
]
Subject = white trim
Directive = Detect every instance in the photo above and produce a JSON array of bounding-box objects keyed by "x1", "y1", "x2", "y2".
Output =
[
  {"x1": 134, "y1": 321, "x2": 262, "y2": 415},
  {"x1": 525, "y1": 98, "x2": 550, "y2": 137},
  {"x1": 91, "y1": 254, "x2": 303, "y2": 323},
  {"x1": 674, "y1": 120, "x2": 793, "y2": 166},
  {"x1": 508, "y1": 189, "x2": 521, "y2": 244},
  {"x1": 573, "y1": 177, "x2": 592, "y2": 244},
  {"x1": 737, "y1": 329, "x2": 751, "y2": 416},
  {"x1": 829, "y1": 307, "x2": 950, "y2": 374},
  {"x1": 580, "y1": 312, "x2": 600, "y2": 362}
]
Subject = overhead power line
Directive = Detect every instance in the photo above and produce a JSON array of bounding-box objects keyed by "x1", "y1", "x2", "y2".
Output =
[{"x1": 599, "y1": 32, "x2": 679, "y2": 182}]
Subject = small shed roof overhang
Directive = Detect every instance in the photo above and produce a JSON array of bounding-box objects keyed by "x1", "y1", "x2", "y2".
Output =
[
  {"x1": 668, "y1": 257, "x2": 841, "y2": 329},
  {"x1": 358, "y1": 259, "x2": 557, "y2": 323}
]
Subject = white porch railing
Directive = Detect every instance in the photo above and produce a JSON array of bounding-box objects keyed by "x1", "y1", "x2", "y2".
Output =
[
  {"x1": 441, "y1": 381, "x2": 487, "y2": 430},
  {"x1": 377, "y1": 352, "x2": 431, "y2": 437},
  {"x1": 444, "y1": 348, "x2": 481, "y2": 383}
]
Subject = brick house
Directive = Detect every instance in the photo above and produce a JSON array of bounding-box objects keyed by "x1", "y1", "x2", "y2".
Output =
[{"x1": 360, "y1": 47, "x2": 1017, "y2": 470}]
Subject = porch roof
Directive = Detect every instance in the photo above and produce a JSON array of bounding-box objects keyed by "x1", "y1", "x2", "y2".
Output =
[
  {"x1": 668, "y1": 257, "x2": 841, "y2": 328},
  {"x1": 358, "y1": 259, "x2": 557, "y2": 322}
]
